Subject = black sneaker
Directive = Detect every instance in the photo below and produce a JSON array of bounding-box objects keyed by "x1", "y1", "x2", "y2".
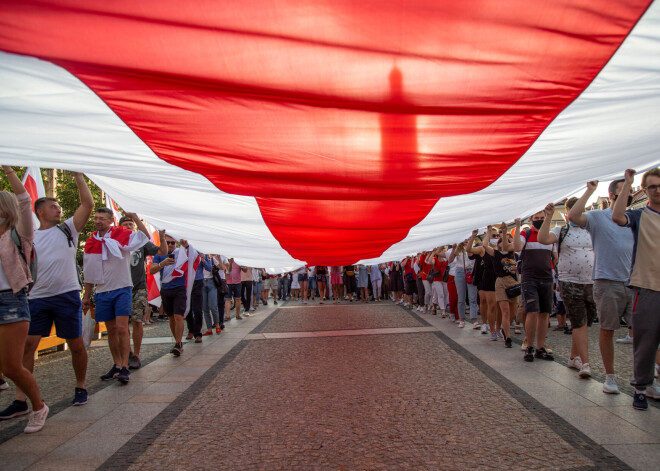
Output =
[
  {"x1": 128, "y1": 352, "x2": 141, "y2": 370},
  {"x1": 118, "y1": 367, "x2": 130, "y2": 384},
  {"x1": 564, "y1": 326, "x2": 573, "y2": 335},
  {"x1": 100, "y1": 365, "x2": 120, "y2": 381},
  {"x1": 524, "y1": 346, "x2": 534, "y2": 362},
  {"x1": 505, "y1": 338, "x2": 512, "y2": 348},
  {"x1": 0, "y1": 400, "x2": 29, "y2": 420},
  {"x1": 593, "y1": 317, "x2": 599, "y2": 325},
  {"x1": 633, "y1": 391, "x2": 648, "y2": 410},
  {"x1": 534, "y1": 347, "x2": 554, "y2": 361},
  {"x1": 72, "y1": 387, "x2": 88, "y2": 406}
]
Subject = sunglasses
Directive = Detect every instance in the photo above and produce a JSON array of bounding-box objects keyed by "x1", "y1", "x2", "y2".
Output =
[{"x1": 166, "y1": 241, "x2": 176, "y2": 245}]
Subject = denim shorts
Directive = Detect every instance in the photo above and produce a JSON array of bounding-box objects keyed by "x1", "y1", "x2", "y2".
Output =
[
  {"x1": 0, "y1": 289, "x2": 30, "y2": 325},
  {"x1": 94, "y1": 286, "x2": 132, "y2": 322},
  {"x1": 29, "y1": 289, "x2": 82, "y2": 339},
  {"x1": 224, "y1": 283, "x2": 241, "y2": 300}
]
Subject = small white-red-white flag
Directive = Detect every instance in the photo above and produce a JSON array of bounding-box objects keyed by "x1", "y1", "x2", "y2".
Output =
[
  {"x1": 104, "y1": 193, "x2": 122, "y2": 226},
  {"x1": 21, "y1": 167, "x2": 46, "y2": 229}
]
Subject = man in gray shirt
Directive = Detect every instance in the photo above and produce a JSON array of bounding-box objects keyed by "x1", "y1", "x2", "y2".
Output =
[{"x1": 569, "y1": 179, "x2": 634, "y2": 394}]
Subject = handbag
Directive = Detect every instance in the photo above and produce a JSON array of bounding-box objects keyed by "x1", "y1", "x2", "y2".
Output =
[
  {"x1": 462, "y1": 254, "x2": 473, "y2": 284},
  {"x1": 442, "y1": 264, "x2": 450, "y2": 282},
  {"x1": 405, "y1": 272, "x2": 414, "y2": 282},
  {"x1": 505, "y1": 283, "x2": 521, "y2": 299}
]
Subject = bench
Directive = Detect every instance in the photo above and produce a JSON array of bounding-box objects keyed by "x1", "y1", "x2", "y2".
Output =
[{"x1": 35, "y1": 309, "x2": 108, "y2": 358}]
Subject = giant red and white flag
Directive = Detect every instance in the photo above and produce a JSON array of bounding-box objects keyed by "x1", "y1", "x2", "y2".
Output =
[
  {"x1": 1, "y1": 1, "x2": 659, "y2": 267},
  {"x1": 20, "y1": 167, "x2": 46, "y2": 229}
]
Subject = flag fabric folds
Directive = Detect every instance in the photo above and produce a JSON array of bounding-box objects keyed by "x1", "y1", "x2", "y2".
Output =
[{"x1": 1, "y1": 1, "x2": 659, "y2": 267}]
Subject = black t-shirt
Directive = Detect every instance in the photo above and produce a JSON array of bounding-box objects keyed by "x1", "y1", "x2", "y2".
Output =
[
  {"x1": 344, "y1": 265, "x2": 355, "y2": 275},
  {"x1": 493, "y1": 251, "x2": 518, "y2": 280},
  {"x1": 129, "y1": 242, "x2": 160, "y2": 291},
  {"x1": 316, "y1": 266, "x2": 327, "y2": 275}
]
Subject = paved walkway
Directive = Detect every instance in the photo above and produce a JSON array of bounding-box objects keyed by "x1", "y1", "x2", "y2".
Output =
[{"x1": 0, "y1": 302, "x2": 658, "y2": 470}]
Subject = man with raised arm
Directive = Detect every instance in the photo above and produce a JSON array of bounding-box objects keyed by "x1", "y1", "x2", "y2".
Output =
[
  {"x1": 82, "y1": 210, "x2": 150, "y2": 384},
  {"x1": 568, "y1": 179, "x2": 634, "y2": 394},
  {"x1": 612, "y1": 168, "x2": 660, "y2": 410}
]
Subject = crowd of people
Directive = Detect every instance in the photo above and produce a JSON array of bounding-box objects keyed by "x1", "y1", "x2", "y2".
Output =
[{"x1": 0, "y1": 165, "x2": 658, "y2": 435}]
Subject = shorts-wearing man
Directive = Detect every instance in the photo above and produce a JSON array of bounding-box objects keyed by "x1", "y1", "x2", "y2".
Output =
[
  {"x1": 83, "y1": 210, "x2": 150, "y2": 384},
  {"x1": 569, "y1": 179, "x2": 634, "y2": 394},
  {"x1": 150, "y1": 236, "x2": 192, "y2": 356},
  {"x1": 118, "y1": 216, "x2": 166, "y2": 369},
  {"x1": 538, "y1": 198, "x2": 595, "y2": 378},
  {"x1": 224, "y1": 258, "x2": 244, "y2": 321},
  {"x1": 513, "y1": 212, "x2": 557, "y2": 362}
]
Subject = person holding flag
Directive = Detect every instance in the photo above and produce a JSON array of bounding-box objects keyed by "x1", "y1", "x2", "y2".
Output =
[
  {"x1": 150, "y1": 235, "x2": 199, "y2": 356},
  {"x1": 82, "y1": 209, "x2": 150, "y2": 384}
]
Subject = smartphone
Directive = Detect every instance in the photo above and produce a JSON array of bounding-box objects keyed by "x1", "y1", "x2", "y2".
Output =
[{"x1": 168, "y1": 253, "x2": 175, "y2": 259}]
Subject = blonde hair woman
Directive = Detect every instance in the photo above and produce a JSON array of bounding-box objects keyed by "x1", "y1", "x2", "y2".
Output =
[{"x1": 0, "y1": 166, "x2": 48, "y2": 432}]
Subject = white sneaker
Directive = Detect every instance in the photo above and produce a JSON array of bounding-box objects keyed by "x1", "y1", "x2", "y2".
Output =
[
  {"x1": 472, "y1": 321, "x2": 481, "y2": 330},
  {"x1": 603, "y1": 374, "x2": 620, "y2": 394},
  {"x1": 24, "y1": 403, "x2": 49, "y2": 433},
  {"x1": 579, "y1": 363, "x2": 592, "y2": 378},
  {"x1": 567, "y1": 356, "x2": 583, "y2": 370},
  {"x1": 647, "y1": 380, "x2": 660, "y2": 400},
  {"x1": 481, "y1": 324, "x2": 489, "y2": 334},
  {"x1": 458, "y1": 321, "x2": 465, "y2": 328},
  {"x1": 615, "y1": 334, "x2": 633, "y2": 344},
  {"x1": 655, "y1": 364, "x2": 659, "y2": 378}
]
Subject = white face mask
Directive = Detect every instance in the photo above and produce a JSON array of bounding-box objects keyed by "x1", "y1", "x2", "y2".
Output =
[{"x1": 490, "y1": 238, "x2": 499, "y2": 245}]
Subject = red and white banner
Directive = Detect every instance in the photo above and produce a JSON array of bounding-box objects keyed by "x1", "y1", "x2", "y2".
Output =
[
  {"x1": 20, "y1": 167, "x2": 46, "y2": 229},
  {"x1": 1, "y1": 1, "x2": 659, "y2": 267}
]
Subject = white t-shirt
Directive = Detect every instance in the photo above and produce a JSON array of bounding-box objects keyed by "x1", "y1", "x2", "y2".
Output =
[
  {"x1": 447, "y1": 249, "x2": 474, "y2": 275},
  {"x1": 551, "y1": 224, "x2": 594, "y2": 284},
  {"x1": 29, "y1": 217, "x2": 81, "y2": 299}
]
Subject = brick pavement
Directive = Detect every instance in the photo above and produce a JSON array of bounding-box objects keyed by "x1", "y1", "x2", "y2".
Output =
[{"x1": 97, "y1": 304, "x2": 630, "y2": 471}]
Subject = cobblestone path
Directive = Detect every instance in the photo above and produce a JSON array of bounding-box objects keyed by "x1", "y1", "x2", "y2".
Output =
[{"x1": 99, "y1": 304, "x2": 629, "y2": 471}]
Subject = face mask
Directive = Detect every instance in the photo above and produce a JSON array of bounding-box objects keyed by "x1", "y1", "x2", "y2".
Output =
[
  {"x1": 569, "y1": 221, "x2": 579, "y2": 227},
  {"x1": 532, "y1": 219, "x2": 544, "y2": 230},
  {"x1": 490, "y1": 238, "x2": 499, "y2": 245},
  {"x1": 613, "y1": 193, "x2": 633, "y2": 207}
]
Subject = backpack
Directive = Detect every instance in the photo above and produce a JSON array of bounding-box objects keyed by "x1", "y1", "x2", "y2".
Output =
[
  {"x1": 10, "y1": 229, "x2": 37, "y2": 292},
  {"x1": 56, "y1": 223, "x2": 83, "y2": 288}
]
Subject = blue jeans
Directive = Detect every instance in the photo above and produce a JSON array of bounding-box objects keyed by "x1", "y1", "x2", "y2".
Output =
[
  {"x1": 454, "y1": 269, "x2": 479, "y2": 320},
  {"x1": 278, "y1": 277, "x2": 289, "y2": 299},
  {"x1": 202, "y1": 278, "x2": 219, "y2": 329}
]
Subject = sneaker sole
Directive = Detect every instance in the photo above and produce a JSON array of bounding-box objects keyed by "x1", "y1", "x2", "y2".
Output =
[
  {"x1": 118, "y1": 378, "x2": 130, "y2": 385},
  {"x1": 73, "y1": 400, "x2": 88, "y2": 406},
  {"x1": 603, "y1": 388, "x2": 620, "y2": 394},
  {"x1": 579, "y1": 372, "x2": 591, "y2": 378},
  {"x1": 0, "y1": 410, "x2": 29, "y2": 420},
  {"x1": 100, "y1": 375, "x2": 118, "y2": 381}
]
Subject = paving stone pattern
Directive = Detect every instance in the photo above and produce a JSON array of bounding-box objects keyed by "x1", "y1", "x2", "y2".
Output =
[
  {"x1": 103, "y1": 305, "x2": 629, "y2": 471},
  {"x1": 255, "y1": 303, "x2": 428, "y2": 333},
  {"x1": 0, "y1": 320, "x2": 174, "y2": 441}
]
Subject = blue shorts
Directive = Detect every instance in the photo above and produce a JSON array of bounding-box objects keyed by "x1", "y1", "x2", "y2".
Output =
[
  {"x1": 94, "y1": 287, "x2": 132, "y2": 322},
  {"x1": 29, "y1": 290, "x2": 82, "y2": 339},
  {"x1": 298, "y1": 273, "x2": 309, "y2": 283},
  {"x1": 0, "y1": 289, "x2": 30, "y2": 325},
  {"x1": 225, "y1": 283, "x2": 241, "y2": 300}
]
